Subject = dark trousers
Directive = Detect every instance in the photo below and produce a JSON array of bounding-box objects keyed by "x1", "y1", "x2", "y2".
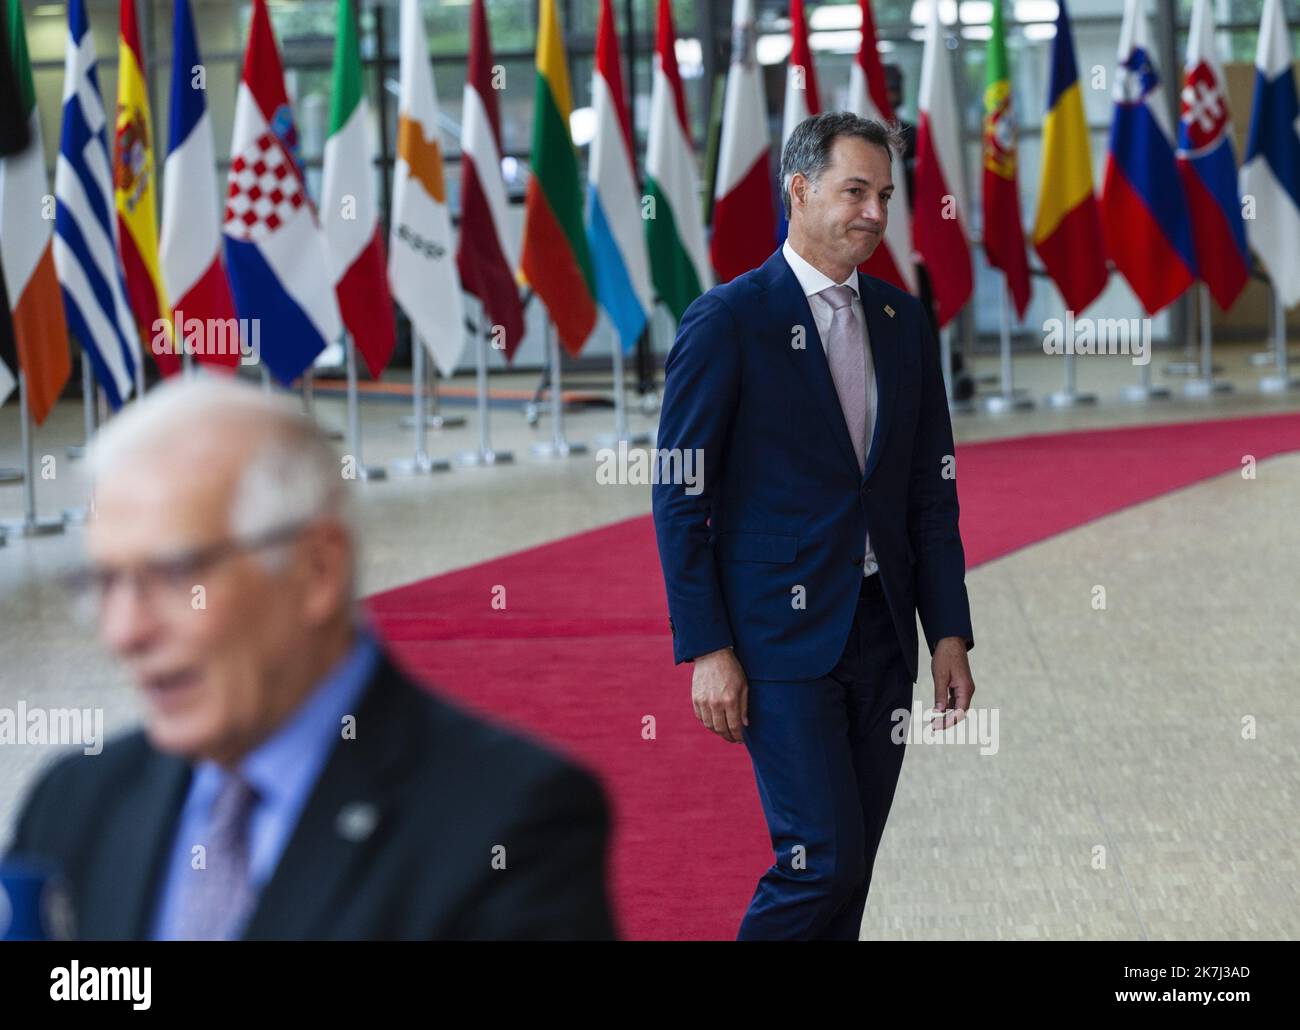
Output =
[{"x1": 737, "y1": 573, "x2": 912, "y2": 940}]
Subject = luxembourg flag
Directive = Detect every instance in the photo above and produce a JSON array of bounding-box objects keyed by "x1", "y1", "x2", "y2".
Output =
[
  {"x1": 159, "y1": 0, "x2": 238, "y2": 370},
  {"x1": 1101, "y1": 0, "x2": 1197, "y2": 315},
  {"x1": 1240, "y1": 0, "x2": 1300, "y2": 309},
  {"x1": 587, "y1": 0, "x2": 652, "y2": 354},
  {"x1": 54, "y1": 0, "x2": 139, "y2": 409},
  {"x1": 847, "y1": 0, "x2": 916, "y2": 293},
  {"x1": 1176, "y1": 0, "x2": 1250, "y2": 311},
  {"x1": 222, "y1": 0, "x2": 341, "y2": 385}
]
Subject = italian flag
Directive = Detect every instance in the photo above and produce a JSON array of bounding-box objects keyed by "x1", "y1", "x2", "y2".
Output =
[
  {"x1": 321, "y1": 0, "x2": 395, "y2": 377},
  {"x1": 519, "y1": 0, "x2": 596, "y2": 356},
  {"x1": 643, "y1": 0, "x2": 712, "y2": 323},
  {"x1": 0, "y1": 0, "x2": 70, "y2": 424}
]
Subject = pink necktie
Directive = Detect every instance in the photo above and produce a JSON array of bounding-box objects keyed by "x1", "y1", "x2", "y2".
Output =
[{"x1": 821, "y1": 285, "x2": 868, "y2": 473}]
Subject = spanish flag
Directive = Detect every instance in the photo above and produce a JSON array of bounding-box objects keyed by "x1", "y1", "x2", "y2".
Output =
[
  {"x1": 114, "y1": 0, "x2": 176, "y2": 376},
  {"x1": 1032, "y1": 0, "x2": 1108, "y2": 313},
  {"x1": 519, "y1": 0, "x2": 595, "y2": 356}
]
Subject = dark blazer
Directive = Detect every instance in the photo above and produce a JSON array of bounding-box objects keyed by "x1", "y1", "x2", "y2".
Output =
[
  {"x1": 6, "y1": 651, "x2": 617, "y2": 940},
  {"x1": 652, "y1": 247, "x2": 974, "y2": 684}
]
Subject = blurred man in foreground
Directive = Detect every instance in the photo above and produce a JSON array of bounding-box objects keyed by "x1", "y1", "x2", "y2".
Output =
[{"x1": 7, "y1": 377, "x2": 615, "y2": 940}]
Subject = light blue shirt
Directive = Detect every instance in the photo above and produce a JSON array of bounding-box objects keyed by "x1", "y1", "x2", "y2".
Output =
[{"x1": 150, "y1": 630, "x2": 380, "y2": 940}]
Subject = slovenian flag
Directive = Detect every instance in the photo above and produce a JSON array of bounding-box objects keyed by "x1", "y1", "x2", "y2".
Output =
[
  {"x1": 586, "y1": 0, "x2": 652, "y2": 354},
  {"x1": 54, "y1": 0, "x2": 140, "y2": 409},
  {"x1": 159, "y1": 0, "x2": 238, "y2": 371},
  {"x1": 1240, "y1": 0, "x2": 1300, "y2": 310},
  {"x1": 223, "y1": 0, "x2": 341, "y2": 385},
  {"x1": 1032, "y1": 0, "x2": 1108, "y2": 314},
  {"x1": 1176, "y1": 0, "x2": 1250, "y2": 311},
  {"x1": 1101, "y1": 0, "x2": 1196, "y2": 315}
]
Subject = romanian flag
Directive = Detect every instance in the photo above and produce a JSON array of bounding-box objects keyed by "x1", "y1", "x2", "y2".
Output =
[
  {"x1": 981, "y1": 0, "x2": 1030, "y2": 319},
  {"x1": 520, "y1": 0, "x2": 595, "y2": 356},
  {"x1": 1032, "y1": 0, "x2": 1108, "y2": 314},
  {"x1": 113, "y1": 0, "x2": 175, "y2": 376}
]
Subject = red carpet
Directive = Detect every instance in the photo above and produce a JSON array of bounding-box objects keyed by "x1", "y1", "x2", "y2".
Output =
[{"x1": 365, "y1": 411, "x2": 1300, "y2": 939}]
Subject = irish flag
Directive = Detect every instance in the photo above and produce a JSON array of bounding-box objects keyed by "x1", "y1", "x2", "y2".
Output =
[
  {"x1": 322, "y1": 0, "x2": 395, "y2": 377},
  {"x1": 644, "y1": 0, "x2": 711, "y2": 323},
  {"x1": 710, "y1": 0, "x2": 775, "y2": 283},
  {"x1": 114, "y1": 0, "x2": 175, "y2": 376},
  {"x1": 913, "y1": 0, "x2": 973, "y2": 327},
  {"x1": 0, "y1": 0, "x2": 70, "y2": 424},
  {"x1": 848, "y1": 0, "x2": 916, "y2": 293},
  {"x1": 519, "y1": 0, "x2": 596, "y2": 356}
]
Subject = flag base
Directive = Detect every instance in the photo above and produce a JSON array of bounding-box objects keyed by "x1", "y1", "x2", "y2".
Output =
[
  {"x1": 0, "y1": 514, "x2": 65, "y2": 537},
  {"x1": 1120, "y1": 383, "x2": 1172, "y2": 401},
  {"x1": 391, "y1": 454, "x2": 452, "y2": 474},
  {"x1": 1045, "y1": 389, "x2": 1098, "y2": 408},
  {"x1": 1258, "y1": 374, "x2": 1300, "y2": 394},
  {"x1": 456, "y1": 448, "x2": 515, "y2": 467},
  {"x1": 399, "y1": 413, "x2": 467, "y2": 430},
  {"x1": 1183, "y1": 378, "x2": 1233, "y2": 398}
]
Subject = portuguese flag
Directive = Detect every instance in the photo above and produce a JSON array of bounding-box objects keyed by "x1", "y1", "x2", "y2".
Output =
[
  {"x1": 981, "y1": 0, "x2": 1031, "y2": 318},
  {"x1": 519, "y1": 0, "x2": 595, "y2": 356}
]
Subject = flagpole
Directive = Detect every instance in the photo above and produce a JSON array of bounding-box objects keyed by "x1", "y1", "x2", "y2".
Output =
[
  {"x1": 399, "y1": 341, "x2": 465, "y2": 432},
  {"x1": 67, "y1": 350, "x2": 96, "y2": 460},
  {"x1": 532, "y1": 319, "x2": 587, "y2": 458},
  {"x1": 457, "y1": 321, "x2": 513, "y2": 466},
  {"x1": 344, "y1": 332, "x2": 386, "y2": 481},
  {"x1": 1259, "y1": 279, "x2": 1299, "y2": 393},
  {"x1": 595, "y1": 333, "x2": 653, "y2": 446},
  {"x1": 0, "y1": 373, "x2": 65, "y2": 538},
  {"x1": 983, "y1": 277, "x2": 1033, "y2": 413},
  {"x1": 1184, "y1": 283, "x2": 1232, "y2": 396},
  {"x1": 392, "y1": 332, "x2": 450, "y2": 474}
]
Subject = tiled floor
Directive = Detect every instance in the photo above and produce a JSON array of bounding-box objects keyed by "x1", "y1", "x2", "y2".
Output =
[{"x1": 2, "y1": 340, "x2": 1297, "y2": 939}]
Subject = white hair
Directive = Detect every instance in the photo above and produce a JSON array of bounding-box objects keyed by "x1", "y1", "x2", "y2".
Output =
[{"x1": 86, "y1": 375, "x2": 354, "y2": 571}]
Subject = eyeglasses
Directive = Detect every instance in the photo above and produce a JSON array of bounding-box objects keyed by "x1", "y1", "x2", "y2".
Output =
[{"x1": 62, "y1": 520, "x2": 312, "y2": 620}]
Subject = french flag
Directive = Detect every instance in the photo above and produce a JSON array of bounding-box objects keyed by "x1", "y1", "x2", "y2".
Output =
[
  {"x1": 159, "y1": 0, "x2": 238, "y2": 370},
  {"x1": 222, "y1": 0, "x2": 340, "y2": 385},
  {"x1": 1101, "y1": 0, "x2": 1197, "y2": 315},
  {"x1": 1176, "y1": 0, "x2": 1250, "y2": 311}
]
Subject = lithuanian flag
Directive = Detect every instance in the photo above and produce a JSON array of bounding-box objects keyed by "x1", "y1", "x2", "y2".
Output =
[
  {"x1": 519, "y1": 0, "x2": 596, "y2": 356},
  {"x1": 114, "y1": 0, "x2": 176, "y2": 375}
]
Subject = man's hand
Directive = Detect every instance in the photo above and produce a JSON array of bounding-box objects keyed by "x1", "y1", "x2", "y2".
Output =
[
  {"x1": 691, "y1": 647, "x2": 748, "y2": 744},
  {"x1": 931, "y1": 637, "x2": 974, "y2": 729}
]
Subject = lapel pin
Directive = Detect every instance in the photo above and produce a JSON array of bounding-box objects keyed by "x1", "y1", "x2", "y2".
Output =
[
  {"x1": 336, "y1": 802, "x2": 379, "y2": 843},
  {"x1": 884, "y1": 304, "x2": 896, "y2": 319}
]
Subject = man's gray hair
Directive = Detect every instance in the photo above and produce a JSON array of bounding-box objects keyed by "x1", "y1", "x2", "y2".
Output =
[
  {"x1": 780, "y1": 111, "x2": 901, "y2": 219},
  {"x1": 86, "y1": 375, "x2": 353, "y2": 561}
]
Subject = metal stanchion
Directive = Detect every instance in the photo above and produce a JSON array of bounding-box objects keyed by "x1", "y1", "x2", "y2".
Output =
[
  {"x1": 595, "y1": 334, "x2": 653, "y2": 445},
  {"x1": 456, "y1": 325, "x2": 513, "y2": 466},
  {"x1": 982, "y1": 281, "x2": 1034, "y2": 413},
  {"x1": 344, "y1": 334, "x2": 386, "y2": 481},
  {"x1": 1, "y1": 372, "x2": 65, "y2": 537},
  {"x1": 1259, "y1": 283, "x2": 1299, "y2": 393},
  {"x1": 1185, "y1": 284, "x2": 1232, "y2": 396},
  {"x1": 392, "y1": 333, "x2": 451, "y2": 474},
  {"x1": 532, "y1": 320, "x2": 587, "y2": 458}
]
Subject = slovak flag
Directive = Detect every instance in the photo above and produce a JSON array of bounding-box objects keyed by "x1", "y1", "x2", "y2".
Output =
[
  {"x1": 222, "y1": 0, "x2": 341, "y2": 384},
  {"x1": 1176, "y1": 0, "x2": 1250, "y2": 311},
  {"x1": 1101, "y1": 0, "x2": 1197, "y2": 315}
]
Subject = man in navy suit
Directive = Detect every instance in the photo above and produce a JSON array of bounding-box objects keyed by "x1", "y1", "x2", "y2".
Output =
[{"x1": 652, "y1": 112, "x2": 976, "y2": 940}]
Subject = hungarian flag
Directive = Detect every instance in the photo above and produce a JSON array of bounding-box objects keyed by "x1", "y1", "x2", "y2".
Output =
[
  {"x1": 913, "y1": 0, "x2": 972, "y2": 327},
  {"x1": 981, "y1": 0, "x2": 1031, "y2": 319},
  {"x1": 1032, "y1": 0, "x2": 1108, "y2": 314},
  {"x1": 114, "y1": 0, "x2": 176, "y2": 376},
  {"x1": 519, "y1": 0, "x2": 595, "y2": 356},
  {"x1": 848, "y1": 0, "x2": 915, "y2": 293},
  {"x1": 0, "y1": 0, "x2": 70, "y2": 424},
  {"x1": 587, "y1": 0, "x2": 652, "y2": 354},
  {"x1": 710, "y1": 0, "x2": 775, "y2": 283},
  {"x1": 160, "y1": 0, "x2": 238, "y2": 371},
  {"x1": 1176, "y1": 0, "x2": 1250, "y2": 311},
  {"x1": 457, "y1": 0, "x2": 523, "y2": 360},
  {"x1": 644, "y1": 0, "x2": 711, "y2": 322},
  {"x1": 322, "y1": 0, "x2": 395, "y2": 378},
  {"x1": 223, "y1": 0, "x2": 341, "y2": 385}
]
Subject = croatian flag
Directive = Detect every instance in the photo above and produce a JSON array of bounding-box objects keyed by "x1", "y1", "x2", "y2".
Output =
[
  {"x1": 222, "y1": 0, "x2": 341, "y2": 385},
  {"x1": 586, "y1": 0, "x2": 652, "y2": 353},
  {"x1": 1101, "y1": 0, "x2": 1197, "y2": 315},
  {"x1": 1176, "y1": 0, "x2": 1250, "y2": 311},
  {"x1": 1240, "y1": 0, "x2": 1300, "y2": 309},
  {"x1": 159, "y1": 0, "x2": 238, "y2": 370},
  {"x1": 54, "y1": 0, "x2": 140, "y2": 409}
]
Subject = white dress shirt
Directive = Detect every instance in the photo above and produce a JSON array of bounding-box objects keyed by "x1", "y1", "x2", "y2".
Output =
[{"x1": 782, "y1": 239, "x2": 879, "y2": 576}]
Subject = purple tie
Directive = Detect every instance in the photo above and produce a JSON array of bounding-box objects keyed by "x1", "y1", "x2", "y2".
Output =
[
  {"x1": 172, "y1": 774, "x2": 259, "y2": 940},
  {"x1": 821, "y1": 285, "x2": 869, "y2": 473}
]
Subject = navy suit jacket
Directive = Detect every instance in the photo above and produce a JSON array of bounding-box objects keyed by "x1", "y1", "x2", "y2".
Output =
[{"x1": 652, "y1": 247, "x2": 974, "y2": 684}]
